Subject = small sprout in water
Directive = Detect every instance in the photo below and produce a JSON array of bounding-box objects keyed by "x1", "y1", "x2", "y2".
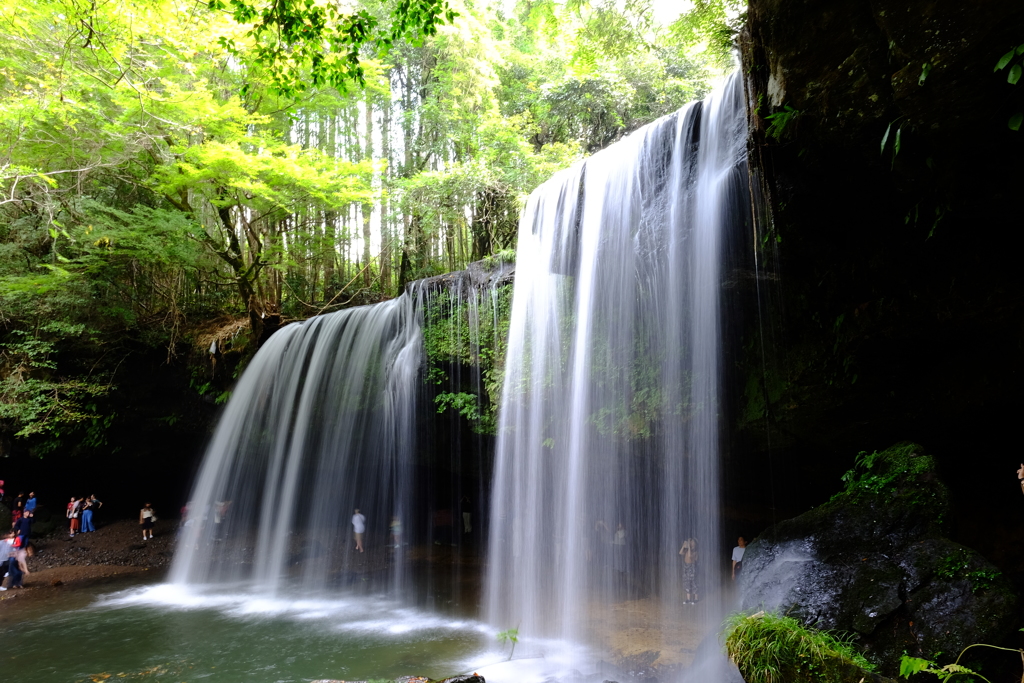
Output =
[{"x1": 497, "y1": 627, "x2": 520, "y2": 660}]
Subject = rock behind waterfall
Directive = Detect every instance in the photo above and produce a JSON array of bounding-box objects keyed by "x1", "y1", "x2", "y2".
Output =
[{"x1": 739, "y1": 443, "x2": 1018, "y2": 675}]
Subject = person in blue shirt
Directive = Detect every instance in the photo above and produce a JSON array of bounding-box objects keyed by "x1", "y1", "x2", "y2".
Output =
[
  {"x1": 24, "y1": 492, "x2": 37, "y2": 514},
  {"x1": 14, "y1": 510, "x2": 32, "y2": 545},
  {"x1": 81, "y1": 494, "x2": 102, "y2": 533}
]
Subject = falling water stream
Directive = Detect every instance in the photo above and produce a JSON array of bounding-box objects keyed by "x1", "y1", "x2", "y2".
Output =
[
  {"x1": 170, "y1": 294, "x2": 423, "y2": 592},
  {"x1": 2, "y1": 75, "x2": 749, "y2": 683},
  {"x1": 486, "y1": 72, "x2": 748, "y2": 677}
]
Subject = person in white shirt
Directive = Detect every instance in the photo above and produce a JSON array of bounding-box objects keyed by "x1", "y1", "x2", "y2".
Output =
[
  {"x1": 731, "y1": 536, "x2": 747, "y2": 581},
  {"x1": 352, "y1": 508, "x2": 366, "y2": 553}
]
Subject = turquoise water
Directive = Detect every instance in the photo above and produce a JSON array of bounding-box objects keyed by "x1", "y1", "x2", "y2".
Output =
[{"x1": 1, "y1": 583, "x2": 497, "y2": 683}]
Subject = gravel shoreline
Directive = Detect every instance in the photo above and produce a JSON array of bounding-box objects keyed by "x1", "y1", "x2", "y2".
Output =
[{"x1": 26, "y1": 517, "x2": 176, "y2": 570}]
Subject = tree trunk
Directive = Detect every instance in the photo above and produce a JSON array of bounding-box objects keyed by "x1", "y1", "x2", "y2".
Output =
[{"x1": 362, "y1": 94, "x2": 374, "y2": 289}]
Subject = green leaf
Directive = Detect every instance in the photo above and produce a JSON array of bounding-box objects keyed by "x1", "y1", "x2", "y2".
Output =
[
  {"x1": 1008, "y1": 64, "x2": 1022, "y2": 85},
  {"x1": 1017, "y1": 43, "x2": 1024, "y2": 56},
  {"x1": 1009, "y1": 112, "x2": 1023, "y2": 131},
  {"x1": 880, "y1": 122, "x2": 891, "y2": 154},
  {"x1": 36, "y1": 173, "x2": 57, "y2": 188},
  {"x1": 893, "y1": 127, "x2": 902, "y2": 156},
  {"x1": 995, "y1": 49, "x2": 1016, "y2": 71},
  {"x1": 900, "y1": 655, "x2": 935, "y2": 678},
  {"x1": 939, "y1": 663, "x2": 978, "y2": 677},
  {"x1": 918, "y1": 62, "x2": 931, "y2": 86}
]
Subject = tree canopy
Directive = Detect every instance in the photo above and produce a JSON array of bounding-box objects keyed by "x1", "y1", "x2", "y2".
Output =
[{"x1": 0, "y1": 0, "x2": 735, "y2": 455}]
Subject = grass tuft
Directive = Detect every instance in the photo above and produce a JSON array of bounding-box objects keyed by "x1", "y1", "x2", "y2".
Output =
[{"x1": 724, "y1": 611, "x2": 874, "y2": 683}]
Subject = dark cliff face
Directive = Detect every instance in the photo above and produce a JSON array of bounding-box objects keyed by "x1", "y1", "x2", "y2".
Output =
[{"x1": 730, "y1": 0, "x2": 1024, "y2": 582}]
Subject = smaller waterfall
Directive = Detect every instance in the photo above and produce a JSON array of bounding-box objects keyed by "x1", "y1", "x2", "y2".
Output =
[{"x1": 170, "y1": 294, "x2": 422, "y2": 593}]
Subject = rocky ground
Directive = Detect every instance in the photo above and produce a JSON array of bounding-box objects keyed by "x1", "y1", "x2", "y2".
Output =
[{"x1": 27, "y1": 517, "x2": 176, "y2": 569}]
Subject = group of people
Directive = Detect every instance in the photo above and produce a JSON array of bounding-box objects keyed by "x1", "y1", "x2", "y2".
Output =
[
  {"x1": 2, "y1": 490, "x2": 37, "y2": 590},
  {"x1": 349, "y1": 509, "x2": 406, "y2": 553},
  {"x1": 6, "y1": 490, "x2": 37, "y2": 531},
  {"x1": 66, "y1": 494, "x2": 103, "y2": 536},
  {"x1": 676, "y1": 535, "x2": 747, "y2": 605}
]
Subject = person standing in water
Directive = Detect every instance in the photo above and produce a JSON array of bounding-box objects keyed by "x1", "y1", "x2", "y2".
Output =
[
  {"x1": 732, "y1": 536, "x2": 747, "y2": 581},
  {"x1": 352, "y1": 508, "x2": 366, "y2": 553},
  {"x1": 140, "y1": 503, "x2": 156, "y2": 540},
  {"x1": 679, "y1": 537, "x2": 699, "y2": 604}
]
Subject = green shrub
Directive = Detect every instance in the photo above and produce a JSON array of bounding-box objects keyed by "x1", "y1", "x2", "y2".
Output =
[{"x1": 830, "y1": 442, "x2": 948, "y2": 520}]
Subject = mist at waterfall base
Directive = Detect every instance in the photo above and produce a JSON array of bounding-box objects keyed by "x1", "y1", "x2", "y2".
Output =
[{"x1": 1, "y1": 76, "x2": 749, "y2": 683}]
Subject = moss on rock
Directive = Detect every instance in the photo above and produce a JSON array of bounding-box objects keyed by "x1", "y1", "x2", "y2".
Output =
[{"x1": 725, "y1": 611, "x2": 893, "y2": 683}]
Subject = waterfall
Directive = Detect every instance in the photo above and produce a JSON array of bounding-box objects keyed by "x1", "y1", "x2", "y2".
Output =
[
  {"x1": 169, "y1": 294, "x2": 422, "y2": 593},
  {"x1": 485, "y1": 72, "x2": 748, "y2": 667},
  {"x1": 167, "y1": 72, "x2": 748, "y2": 680}
]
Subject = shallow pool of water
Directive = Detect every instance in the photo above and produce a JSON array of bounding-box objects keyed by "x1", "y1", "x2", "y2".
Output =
[{"x1": 1, "y1": 582, "x2": 508, "y2": 683}]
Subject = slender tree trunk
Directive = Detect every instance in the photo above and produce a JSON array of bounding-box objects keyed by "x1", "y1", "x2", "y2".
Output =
[
  {"x1": 380, "y1": 94, "x2": 392, "y2": 293},
  {"x1": 362, "y1": 95, "x2": 373, "y2": 289}
]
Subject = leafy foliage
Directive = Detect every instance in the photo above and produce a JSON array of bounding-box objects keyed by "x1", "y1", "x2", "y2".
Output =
[
  {"x1": 668, "y1": 0, "x2": 746, "y2": 71},
  {"x1": 935, "y1": 548, "x2": 1003, "y2": 592},
  {"x1": 209, "y1": 0, "x2": 458, "y2": 97},
  {"x1": 765, "y1": 104, "x2": 800, "y2": 140},
  {"x1": 0, "y1": 327, "x2": 110, "y2": 452},
  {"x1": 833, "y1": 442, "x2": 947, "y2": 514},
  {"x1": 993, "y1": 42, "x2": 1024, "y2": 130},
  {"x1": 0, "y1": 0, "x2": 728, "y2": 455},
  {"x1": 422, "y1": 275, "x2": 513, "y2": 435},
  {"x1": 899, "y1": 641, "x2": 1024, "y2": 683}
]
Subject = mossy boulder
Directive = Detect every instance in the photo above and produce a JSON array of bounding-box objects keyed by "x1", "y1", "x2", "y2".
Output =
[{"x1": 739, "y1": 443, "x2": 1018, "y2": 676}]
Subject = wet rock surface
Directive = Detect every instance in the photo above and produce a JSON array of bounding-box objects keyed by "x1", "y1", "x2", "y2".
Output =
[
  {"x1": 739, "y1": 444, "x2": 1018, "y2": 676},
  {"x1": 730, "y1": 0, "x2": 1024, "y2": 604}
]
